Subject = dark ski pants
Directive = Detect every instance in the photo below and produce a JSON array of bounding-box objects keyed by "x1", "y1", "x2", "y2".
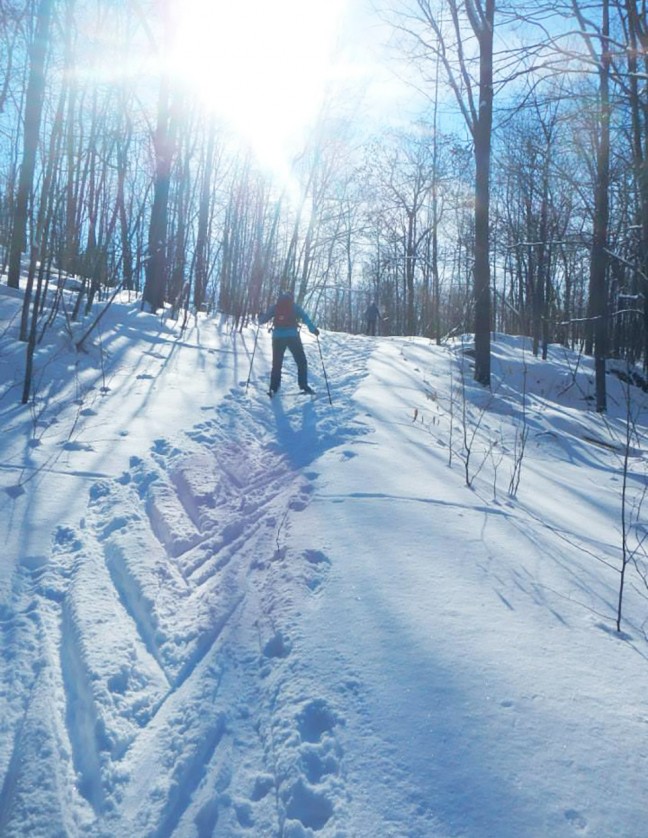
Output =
[{"x1": 270, "y1": 335, "x2": 309, "y2": 392}]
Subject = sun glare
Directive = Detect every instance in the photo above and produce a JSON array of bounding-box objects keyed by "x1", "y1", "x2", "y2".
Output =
[{"x1": 170, "y1": 0, "x2": 348, "y2": 175}]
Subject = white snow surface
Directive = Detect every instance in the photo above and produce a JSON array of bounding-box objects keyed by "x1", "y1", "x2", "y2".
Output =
[{"x1": 1, "y1": 287, "x2": 648, "y2": 837}]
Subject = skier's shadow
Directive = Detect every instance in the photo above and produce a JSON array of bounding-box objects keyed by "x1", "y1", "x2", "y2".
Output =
[{"x1": 270, "y1": 397, "x2": 319, "y2": 469}]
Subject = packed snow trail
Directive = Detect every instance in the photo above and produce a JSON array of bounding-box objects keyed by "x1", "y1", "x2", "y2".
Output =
[
  {"x1": 2, "y1": 326, "x2": 416, "y2": 836},
  {"x1": 2, "y1": 301, "x2": 648, "y2": 837}
]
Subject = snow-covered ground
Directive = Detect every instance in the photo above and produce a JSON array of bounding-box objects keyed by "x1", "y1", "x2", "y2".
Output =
[{"x1": 1, "y1": 286, "x2": 647, "y2": 837}]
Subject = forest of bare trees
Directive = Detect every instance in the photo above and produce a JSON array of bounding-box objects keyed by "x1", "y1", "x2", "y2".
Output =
[{"x1": 1, "y1": 0, "x2": 646, "y2": 405}]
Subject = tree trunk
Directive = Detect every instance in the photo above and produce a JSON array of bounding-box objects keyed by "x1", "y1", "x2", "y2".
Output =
[
  {"x1": 406, "y1": 210, "x2": 416, "y2": 334},
  {"x1": 142, "y1": 0, "x2": 176, "y2": 313},
  {"x1": 7, "y1": 0, "x2": 53, "y2": 290},
  {"x1": 194, "y1": 123, "x2": 217, "y2": 311},
  {"x1": 143, "y1": 73, "x2": 174, "y2": 312},
  {"x1": 591, "y1": 0, "x2": 611, "y2": 412},
  {"x1": 623, "y1": 0, "x2": 648, "y2": 371},
  {"x1": 472, "y1": 0, "x2": 494, "y2": 387}
]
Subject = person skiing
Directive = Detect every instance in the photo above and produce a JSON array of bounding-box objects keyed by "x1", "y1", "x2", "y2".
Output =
[
  {"x1": 364, "y1": 301, "x2": 381, "y2": 336},
  {"x1": 259, "y1": 290, "x2": 319, "y2": 396}
]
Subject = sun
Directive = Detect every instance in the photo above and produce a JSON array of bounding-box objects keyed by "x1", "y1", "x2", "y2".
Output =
[{"x1": 168, "y1": 0, "x2": 348, "y2": 174}]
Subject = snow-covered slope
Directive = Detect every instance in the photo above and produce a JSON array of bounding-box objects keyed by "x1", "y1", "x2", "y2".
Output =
[{"x1": 1, "y1": 289, "x2": 647, "y2": 837}]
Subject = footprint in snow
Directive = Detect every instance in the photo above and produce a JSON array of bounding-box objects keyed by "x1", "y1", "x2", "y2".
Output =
[
  {"x1": 262, "y1": 630, "x2": 291, "y2": 660},
  {"x1": 289, "y1": 495, "x2": 309, "y2": 512},
  {"x1": 284, "y1": 779, "x2": 333, "y2": 832},
  {"x1": 54, "y1": 525, "x2": 83, "y2": 551},
  {"x1": 251, "y1": 774, "x2": 274, "y2": 802},
  {"x1": 564, "y1": 809, "x2": 588, "y2": 831},
  {"x1": 303, "y1": 550, "x2": 331, "y2": 592},
  {"x1": 63, "y1": 440, "x2": 93, "y2": 452},
  {"x1": 297, "y1": 698, "x2": 338, "y2": 744},
  {"x1": 301, "y1": 746, "x2": 339, "y2": 784}
]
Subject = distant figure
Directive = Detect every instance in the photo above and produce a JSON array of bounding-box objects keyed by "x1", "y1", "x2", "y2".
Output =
[
  {"x1": 365, "y1": 301, "x2": 381, "y2": 336},
  {"x1": 259, "y1": 291, "x2": 319, "y2": 396}
]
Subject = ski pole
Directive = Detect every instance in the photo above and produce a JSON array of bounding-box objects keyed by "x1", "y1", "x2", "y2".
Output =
[
  {"x1": 245, "y1": 322, "x2": 260, "y2": 393},
  {"x1": 316, "y1": 333, "x2": 333, "y2": 405}
]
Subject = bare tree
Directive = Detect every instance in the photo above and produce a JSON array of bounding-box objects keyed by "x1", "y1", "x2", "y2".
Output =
[
  {"x1": 193, "y1": 119, "x2": 222, "y2": 312},
  {"x1": 7, "y1": 0, "x2": 54, "y2": 292},
  {"x1": 495, "y1": 96, "x2": 573, "y2": 357},
  {"x1": 390, "y1": 0, "x2": 495, "y2": 383},
  {"x1": 615, "y1": 0, "x2": 648, "y2": 371},
  {"x1": 142, "y1": 0, "x2": 178, "y2": 313},
  {"x1": 571, "y1": 0, "x2": 612, "y2": 412},
  {"x1": 363, "y1": 129, "x2": 437, "y2": 334}
]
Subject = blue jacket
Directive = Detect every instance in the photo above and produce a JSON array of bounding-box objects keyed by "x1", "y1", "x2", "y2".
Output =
[{"x1": 259, "y1": 297, "x2": 317, "y2": 339}]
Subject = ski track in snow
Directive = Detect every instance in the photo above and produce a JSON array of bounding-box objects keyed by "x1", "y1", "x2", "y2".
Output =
[
  {"x1": 0, "y1": 333, "x2": 382, "y2": 837},
  {"x1": 4, "y1": 312, "x2": 647, "y2": 837}
]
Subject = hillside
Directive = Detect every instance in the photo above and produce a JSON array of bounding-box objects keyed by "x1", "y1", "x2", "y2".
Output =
[{"x1": 1, "y1": 289, "x2": 648, "y2": 837}]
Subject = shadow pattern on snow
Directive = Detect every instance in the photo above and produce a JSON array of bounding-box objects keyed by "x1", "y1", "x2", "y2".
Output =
[{"x1": 0, "y1": 330, "x2": 376, "y2": 837}]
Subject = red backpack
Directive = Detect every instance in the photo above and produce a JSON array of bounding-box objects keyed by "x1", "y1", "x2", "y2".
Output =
[{"x1": 273, "y1": 295, "x2": 297, "y2": 329}]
